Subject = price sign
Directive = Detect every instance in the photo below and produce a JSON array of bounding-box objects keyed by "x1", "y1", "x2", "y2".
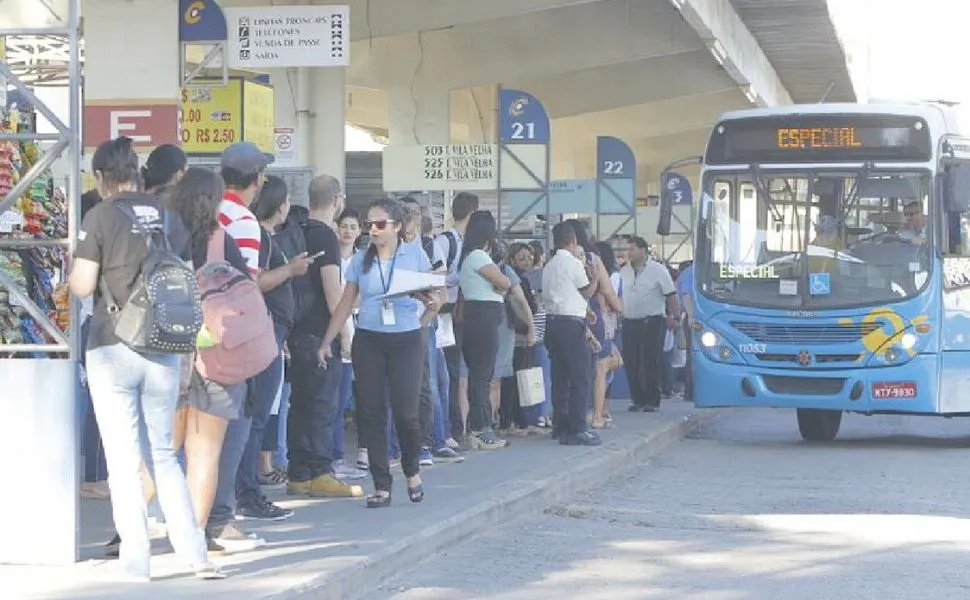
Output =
[{"x1": 180, "y1": 78, "x2": 274, "y2": 155}]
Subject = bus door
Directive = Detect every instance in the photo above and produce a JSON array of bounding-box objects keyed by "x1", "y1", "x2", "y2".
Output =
[{"x1": 938, "y1": 157, "x2": 970, "y2": 412}]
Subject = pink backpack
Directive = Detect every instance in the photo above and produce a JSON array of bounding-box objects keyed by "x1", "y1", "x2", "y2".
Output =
[{"x1": 195, "y1": 229, "x2": 277, "y2": 385}]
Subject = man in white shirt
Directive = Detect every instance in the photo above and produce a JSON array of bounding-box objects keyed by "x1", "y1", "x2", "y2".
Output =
[
  {"x1": 435, "y1": 192, "x2": 479, "y2": 442},
  {"x1": 618, "y1": 236, "x2": 678, "y2": 412},
  {"x1": 542, "y1": 223, "x2": 601, "y2": 446}
]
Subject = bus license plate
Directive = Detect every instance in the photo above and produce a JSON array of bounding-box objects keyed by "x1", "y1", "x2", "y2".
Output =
[{"x1": 871, "y1": 382, "x2": 917, "y2": 400}]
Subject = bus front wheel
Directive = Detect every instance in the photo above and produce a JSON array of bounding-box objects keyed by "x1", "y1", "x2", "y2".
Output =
[{"x1": 796, "y1": 409, "x2": 842, "y2": 442}]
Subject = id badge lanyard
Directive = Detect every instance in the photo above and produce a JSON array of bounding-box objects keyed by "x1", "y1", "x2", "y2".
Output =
[{"x1": 377, "y1": 250, "x2": 398, "y2": 325}]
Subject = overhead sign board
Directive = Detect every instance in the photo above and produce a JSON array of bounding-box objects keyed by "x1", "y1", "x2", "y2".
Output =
[
  {"x1": 383, "y1": 144, "x2": 498, "y2": 192},
  {"x1": 224, "y1": 5, "x2": 349, "y2": 69},
  {"x1": 180, "y1": 78, "x2": 275, "y2": 155},
  {"x1": 83, "y1": 101, "x2": 180, "y2": 151}
]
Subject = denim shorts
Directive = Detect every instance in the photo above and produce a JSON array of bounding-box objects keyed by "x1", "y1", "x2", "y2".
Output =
[{"x1": 181, "y1": 371, "x2": 245, "y2": 421}]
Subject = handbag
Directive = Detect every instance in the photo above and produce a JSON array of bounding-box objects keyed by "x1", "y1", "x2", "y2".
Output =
[{"x1": 516, "y1": 366, "x2": 545, "y2": 407}]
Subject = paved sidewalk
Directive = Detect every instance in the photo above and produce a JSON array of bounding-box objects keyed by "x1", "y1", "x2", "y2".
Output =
[{"x1": 4, "y1": 401, "x2": 714, "y2": 600}]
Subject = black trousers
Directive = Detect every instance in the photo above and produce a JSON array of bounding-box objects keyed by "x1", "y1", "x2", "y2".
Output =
[
  {"x1": 443, "y1": 322, "x2": 463, "y2": 440},
  {"x1": 544, "y1": 317, "x2": 591, "y2": 435},
  {"x1": 353, "y1": 328, "x2": 424, "y2": 492},
  {"x1": 500, "y1": 345, "x2": 538, "y2": 430},
  {"x1": 419, "y1": 328, "x2": 434, "y2": 448},
  {"x1": 621, "y1": 316, "x2": 665, "y2": 408},
  {"x1": 683, "y1": 318, "x2": 693, "y2": 401},
  {"x1": 461, "y1": 301, "x2": 502, "y2": 432},
  {"x1": 287, "y1": 333, "x2": 341, "y2": 481}
]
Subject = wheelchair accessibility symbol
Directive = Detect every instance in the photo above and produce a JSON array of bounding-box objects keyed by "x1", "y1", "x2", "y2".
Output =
[{"x1": 809, "y1": 272, "x2": 831, "y2": 296}]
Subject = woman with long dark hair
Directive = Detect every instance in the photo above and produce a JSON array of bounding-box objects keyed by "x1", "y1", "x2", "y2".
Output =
[
  {"x1": 70, "y1": 141, "x2": 222, "y2": 580},
  {"x1": 248, "y1": 176, "x2": 311, "y2": 503},
  {"x1": 318, "y1": 198, "x2": 442, "y2": 507},
  {"x1": 592, "y1": 240, "x2": 624, "y2": 427},
  {"x1": 457, "y1": 210, "x2": 512, "y2": 450}
]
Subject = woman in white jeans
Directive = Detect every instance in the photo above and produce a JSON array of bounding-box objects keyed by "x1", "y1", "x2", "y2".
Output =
[{"x1": 69, "y1": 137, "x2": 222, "y2": 581}]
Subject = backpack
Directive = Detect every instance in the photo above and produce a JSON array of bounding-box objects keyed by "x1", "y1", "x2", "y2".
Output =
[
  {"x1": 421, "y1": 236, "x2": 436, "y2": 264},
  {"x1": 101, "y1": 203, "x2": 202, "y2": 354},
  {"x1": 442, "y1": 230, "x2": 458, "y2": 269},
  {"x1": 194, "y1": 229, "x2": 278, "y2": 385},
  {"x1": 274, "y1": 208, "x2": 316, "y2": 323}
]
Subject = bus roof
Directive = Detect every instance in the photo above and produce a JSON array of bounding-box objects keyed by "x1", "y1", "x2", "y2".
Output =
[{"x1": 716, "y1": 102, "x2": 961, "y2": 136}]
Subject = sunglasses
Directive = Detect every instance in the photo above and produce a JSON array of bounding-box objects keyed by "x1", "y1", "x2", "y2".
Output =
[{"x1": 365, "y1": 219, "x2": 396, "y2": 231}]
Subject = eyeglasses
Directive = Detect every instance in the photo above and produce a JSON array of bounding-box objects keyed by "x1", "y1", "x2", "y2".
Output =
[{"x1": 365, "y1": 219, "x2": 395, "y2": 231}]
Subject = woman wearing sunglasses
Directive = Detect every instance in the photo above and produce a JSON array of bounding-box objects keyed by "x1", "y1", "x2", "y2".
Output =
[{"x1": 318, "y1": 198, "x2": 442, "y2": 507}]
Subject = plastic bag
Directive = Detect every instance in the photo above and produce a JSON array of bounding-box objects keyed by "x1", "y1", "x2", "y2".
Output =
[{"x1": 663, "y1": 329, "x2": 674, "y2": 352}]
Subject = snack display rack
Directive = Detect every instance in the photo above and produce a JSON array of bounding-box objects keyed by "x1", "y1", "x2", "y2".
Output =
[{"x1": 0, "y1": 106, "x2": 70, "y2": 355}]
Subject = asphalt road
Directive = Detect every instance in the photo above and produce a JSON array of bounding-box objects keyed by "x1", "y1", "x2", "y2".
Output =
[{"x1": 366, "y1": 408, "x2": 970, "y2": 600}]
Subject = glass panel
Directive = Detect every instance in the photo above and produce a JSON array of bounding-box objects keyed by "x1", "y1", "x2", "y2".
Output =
[{"x1": 697, "y1": 169, "x2": 932, "y2": 309}]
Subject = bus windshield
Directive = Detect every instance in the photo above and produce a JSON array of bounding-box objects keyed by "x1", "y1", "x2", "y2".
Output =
[{"x1": 696, "y1": 170, "x2": 932, "y2": 309}]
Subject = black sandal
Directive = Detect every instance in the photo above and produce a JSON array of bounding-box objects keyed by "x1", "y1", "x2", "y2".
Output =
[
  {"x1": 365, "y1": 492, "x2": 391, "y2": 508},
  {"x1": 407, "y1": 482, "x2": 424, "y2": 503}
]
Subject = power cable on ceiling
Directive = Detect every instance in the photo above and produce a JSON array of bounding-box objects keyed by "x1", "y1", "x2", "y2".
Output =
[{"x1": 409, "y1": 30, "x2": 426, "y2": 145}]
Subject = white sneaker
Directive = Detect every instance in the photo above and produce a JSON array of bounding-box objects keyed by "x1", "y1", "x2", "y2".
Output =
[
  {"x1": 445, "y1": 437, "x2": 461, "y2": 451},
  {"x1": 334, "y1": 459, "x2": 367, "y2": 481}
]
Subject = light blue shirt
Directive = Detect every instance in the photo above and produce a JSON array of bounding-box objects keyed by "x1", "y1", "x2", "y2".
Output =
[
  {"x1": 459, "y1": 249, "x2": 503, "y2": 302},
  {"x1": 677, "y1": 264, "x2": 693, "y2": 314},
  {"x1": 345, "y1": 240, "x2": 432, "y2": 333}
]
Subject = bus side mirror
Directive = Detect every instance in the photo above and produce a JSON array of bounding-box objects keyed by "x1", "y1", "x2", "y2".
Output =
[{"x1": 945, "y1": 163, "x2": 970, "y2": 212}]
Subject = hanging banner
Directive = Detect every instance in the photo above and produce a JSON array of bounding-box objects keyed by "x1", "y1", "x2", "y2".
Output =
[
  {"x1": 498, "y1": 88, "x2": 550, "y2": 191},
  {"x1": 658, "y1": 171, "x2": 693, "y2": 236},
  {"x1": 663, "y1": 171, "x2": 693, "y2": 205}
]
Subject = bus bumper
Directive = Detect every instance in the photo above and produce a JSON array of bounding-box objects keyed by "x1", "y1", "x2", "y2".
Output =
[{"x1": 692, "y1": 351, "x2": 940, "y2": 414}]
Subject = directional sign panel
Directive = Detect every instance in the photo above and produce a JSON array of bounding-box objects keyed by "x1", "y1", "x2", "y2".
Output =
[
  {"x1": 498, "y1": 88, "x2": 549, "y2": 192},
  {"x1": 224, "y1": 5, "x2": 349, "y2": 68},
  {"x1": 383, "y1": 144, "x2": 499, "y2": 192},
  {"x1": 596, "y1": 136, "x2": 637, "y2": 181}
]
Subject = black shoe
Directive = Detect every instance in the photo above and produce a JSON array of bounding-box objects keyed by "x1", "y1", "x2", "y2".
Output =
[
  {"x1": 561, "y1": 430, "x2": 602, "y2": 446},
  {"x1": 104, "y1": 533, "x2": 121, "y2": 558},
  {"x1": 237, "y1": 497, "x2": 295, "y2": 521},
  {"x1": 207, "y1": 536, "x2": 227, "y2": 555}
]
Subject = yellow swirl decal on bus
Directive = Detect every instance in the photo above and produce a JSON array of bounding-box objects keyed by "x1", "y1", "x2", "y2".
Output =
[{"x1": 838, "y1": 308, "x2": 928, "y2": 357}]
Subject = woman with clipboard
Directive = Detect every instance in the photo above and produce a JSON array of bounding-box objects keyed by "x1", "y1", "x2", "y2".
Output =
[{"x1": 318, "y1": 198, "x2": 442, "y2": 508}]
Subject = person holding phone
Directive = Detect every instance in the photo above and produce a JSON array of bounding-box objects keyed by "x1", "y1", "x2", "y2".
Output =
[{"x1": 318, "y1": 198, "x2": 443, "y2": 508}]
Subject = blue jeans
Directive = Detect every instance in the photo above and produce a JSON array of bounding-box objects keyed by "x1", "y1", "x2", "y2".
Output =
[
  {"x1": 207, "y1": 384, "x2": 250, "y2": 531},
  {"x1": 432, "y1": 343, "x2": 450, "y2": 449},
  {"x1": 78, "y1": 318, "x2": 108, "y2": 483},
  {"x1": 275, "y1": 382, "x2": 290, "y2": 468},
  {"x1": 333, "y1": 362, "x2": 355, "y2": 461},
  {"x1": 86, "y1": 343, "x2": 207, "y2": 577},
  {"x1": 236, "y1": 323, "x2": 287, "y2": 507}
]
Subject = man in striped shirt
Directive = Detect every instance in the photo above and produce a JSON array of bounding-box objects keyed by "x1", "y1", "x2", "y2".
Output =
[{"x1": 206, "y1": 142, "x2": 275, "y2": 551}]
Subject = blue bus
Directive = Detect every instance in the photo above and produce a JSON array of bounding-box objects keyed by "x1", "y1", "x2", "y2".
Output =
[{"x1": 690, "y1": 103, "x2": 970, "y2": 441}]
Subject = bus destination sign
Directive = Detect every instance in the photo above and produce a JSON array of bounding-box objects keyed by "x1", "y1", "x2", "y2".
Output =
[
  {"x1": 776, "y1": 127, "x2": 861, "y2": 150},
  {"x1": 706, "y1": 114, "x2": 932, "y2": 165}
]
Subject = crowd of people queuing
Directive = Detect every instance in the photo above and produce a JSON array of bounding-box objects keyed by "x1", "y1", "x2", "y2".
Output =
[{"x1": 72, "y1": 136, "x2": 694, "y2": 582}]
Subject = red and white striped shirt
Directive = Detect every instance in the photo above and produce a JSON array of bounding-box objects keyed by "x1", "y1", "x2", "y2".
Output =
[{"x1": 218, "y1": 192, "x2": 261, "y2": 275}]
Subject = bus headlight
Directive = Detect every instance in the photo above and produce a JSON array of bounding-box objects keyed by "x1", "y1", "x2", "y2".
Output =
[
  {"x1": 700, "y1": 331, "x2": 717, "y2": 348},
  {"x1": 900, "y1": 333, "x2": 918, "y2": 350}
]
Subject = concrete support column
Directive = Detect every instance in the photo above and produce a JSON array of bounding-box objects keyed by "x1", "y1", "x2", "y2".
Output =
[
  {"x1": 452, "y1": 85, "x2": 496, "y2": 144},
  {"x1": 82, "y1": 0, "x2": 180, "y2": 156},
  {"x1": 310, "y1": 67, "x2": 346, "y2": 185},
  {"x1": 388, "y1": 85, "x2": 450, "y2": 145}
]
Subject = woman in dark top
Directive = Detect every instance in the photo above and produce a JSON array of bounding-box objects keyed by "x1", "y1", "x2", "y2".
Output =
[
  {"x1": 69, "y1": 138, "x2": 221, "y2": 579},
  {"x1": 248, "y1": 176, "x2": 309, "y2": 494}
]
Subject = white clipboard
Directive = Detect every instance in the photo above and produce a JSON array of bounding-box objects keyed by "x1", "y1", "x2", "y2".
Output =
[{"x1": 378, "y1": 269, "x2": 446, "y2": 299}]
